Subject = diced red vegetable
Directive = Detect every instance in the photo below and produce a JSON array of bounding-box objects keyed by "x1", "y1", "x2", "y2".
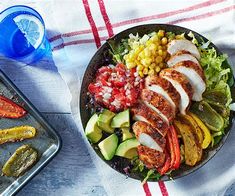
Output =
[
  {"x1": 88, "y1": 64, "x2": 144, "y2": 112},
  {"x1": 0, "y1": 95, "x2": 27, "y2": 118}
]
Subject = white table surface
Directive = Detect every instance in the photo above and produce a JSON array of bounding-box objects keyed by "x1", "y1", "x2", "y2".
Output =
[{"x1": 0, "y1": 55, "x2": 107, "y2": 196}]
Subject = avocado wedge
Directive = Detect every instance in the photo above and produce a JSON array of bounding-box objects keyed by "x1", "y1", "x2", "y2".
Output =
[
  {"x1": 116, "y1": 138, "x2": 139, "y2": 159},
  {"x1": 97, "y1": 109, "x2": 115, "y2": 133},
  {"x1": 85, "y1": 113, "x2": 102, "y2": 143},
  {"x1": 121, "y1": 127, "x2": 134, "y2": 141},
  {"x1": 111, "y1": 109, "x2": 130, "y2": 128},
  {"x1": 98, "y1": 134, "x2": 118, "y2": 160}
]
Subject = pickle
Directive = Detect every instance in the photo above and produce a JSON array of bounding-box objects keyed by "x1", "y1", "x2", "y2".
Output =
[
  {"x1": 0, "y1": 125, "x2": 36, "y2": 145},
  {"x1": 2, "y1": 145, "x2": 38, "y2": 177}
]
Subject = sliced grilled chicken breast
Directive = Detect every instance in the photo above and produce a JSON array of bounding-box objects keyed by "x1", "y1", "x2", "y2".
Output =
[
  {"x1": 173, "y1": 61, "x2": 206, "y2": 101},
  {"x1": 137, "y1": 145, "x2": 166, "y2": 169},
  {"x1": 167, "y1": 40, "x2": 200, "y2": 60},
  {"x1": 133, "y1": 121, "x2": 166, "y2": 152},
  {"x1": 160, "y1": 69, "x2": 193, "y2": 115},
  {"x1": 131, "y1": 103, "x2": 169, "y2": 137},
  {"x1": 167, "y1": 50, "x2": 199, "y2": 67},
  {"x1": 141, "y1": 89, "x2": 175, "y2": 123},
  {"x1": 145, "y1": 76, "x2": 180, "y2": 110}
]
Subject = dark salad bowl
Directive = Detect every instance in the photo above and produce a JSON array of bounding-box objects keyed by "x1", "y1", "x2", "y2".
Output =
[{"x1": 80, "y1": 24, "x2": 235, "y2": 181}]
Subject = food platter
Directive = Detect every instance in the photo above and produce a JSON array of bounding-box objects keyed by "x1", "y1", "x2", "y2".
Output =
[
  {"x1": 80, "y1": 24, "x2": 235, "y2": 181},
  {"x1": 0, "y1": 70, "x2": 61, "y2": 196}
]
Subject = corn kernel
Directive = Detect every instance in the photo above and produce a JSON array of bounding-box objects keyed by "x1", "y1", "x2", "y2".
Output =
[
  {"x1": 139, "y1": 71, "x2": 144, "y2": 77},
  {"x1": 149, "y1": 63, "x2": 156, "y2": 69},
  {"x1": 161, "y1": 37, "x2": 168, "y2": 45},
  {"x1": 141, "y1": 59, "x2": 149, "y2": 67},
  {"x1": 143, "y1": 67, "x2": 148, "y2": 75},
  {"x1": 158, "y1": 49, "x2": 163, "y2": 56},
  {"x1": 158, "y1": 45, "x2": 162, "y2": 50},
  {"x1": 148, "y1": 43, "x2": 157, "y2": 51},
  {"x1": 148, "y1": 69, "x2": 155, "y2": 76},
  {"x1": 146, "y1": 40, "x2": 152, "y2": 46},
  {"x1": 145, "y1": 57, "x2": 152, "y2": 65},
  {"x1": 155, "y1": 66, "x2": 161, "y2": 73},
  {"x1": 155, "y1": 56, "x2": 163, "y2": 63},
  {"x1": 137, "y1": 64, "x2": 144, "y2": 71},
  {"x1": 157, "y1": 30, "x2": 165, "y2": 37},
  {"x1": 162, "y1": 45, "x2": 167, "y2": 51},
  {"x1": 159, "y1": 62, "x2": 164, "y2": 68},
  {"x1": 162, "y1": 51, "x2": 168, "y2": 58},
  {"x1": 144, "y1": 48, "x2": 151, "y2": 57},
  {"x1": 150, "y1": 34, "x2": 159, "y2": 42},
  {"x1": 139, "y1": 51, "x2": 145, "y2": 59},
  {"x1": 126, "y1": 62, "x2": 135, "y2": 69}
]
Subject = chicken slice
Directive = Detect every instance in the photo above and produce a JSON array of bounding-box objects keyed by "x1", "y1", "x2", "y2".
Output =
[
  {"x1": 132, "y1": 121, "x2": 166, "y2": 152},
  {"x1": 167, "y1": 39, "x2": 200, "y2": 60},
  {"x1": 141, "y1": 89, "x2": 175, "y2": 123},
  {"x1": 172, "y1": 61, "x2": 206, "y2": 101},
  {"x1": 131, "y1": 103, "x2": 169, "y2": 137},
  {"x1": 160, "y1": 69, "x2": 193, "y2": 115},
  {"x1": 145, "y1": 76, "x2": 180, "y2": 110},
  {"x1": 167, "y1": 50, "x2": 199, "y2": 67},
  {"x1": 137, "y1": 145, "x2": 166, "y2": 169}
]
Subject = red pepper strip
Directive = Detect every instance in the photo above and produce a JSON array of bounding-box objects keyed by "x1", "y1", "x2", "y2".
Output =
[
  {"x1": 166, "y1": 129, "x2": 175, "y2": 168},
  {"x1": 0, "y1": 96, "x2": 27, "y2": 118},
  {"x1": 158, "y1": 152, "x2": 171, "y2": 175},
  {"x1": 170, "y1": 125, "x2": 181, "y2": 169}
]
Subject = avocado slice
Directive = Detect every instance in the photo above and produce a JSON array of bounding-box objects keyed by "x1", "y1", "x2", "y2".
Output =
[
  {"x1": 111, "y1": 109, "x2": 130, "y2": 128},
  {"x1": 85, "y1": 113, "x2": 102, "y2": 143},
  {"x1": 97, "y1": 109, "x2": 115, "y2": 133},
  {"x1": 98, "y1": 134, "x2": 118, "y2": 160},
  {"x1": 121, "y1": 127, "x2": 134, "y2": 141},
  {"x1": 116, "y1": 138, "x2": 139, "y2": 159}
]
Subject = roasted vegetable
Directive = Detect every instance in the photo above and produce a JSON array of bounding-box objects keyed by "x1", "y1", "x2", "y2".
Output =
[
  {"x1": 174, "y1": 121, "x2": 199, "y2": 166},
  {"x1": 178, "y1": 114, "x2": 203, "y2": 162},
  {"x1": 170, "y1": 126, "x2": 181, "y2": 169},
  {"x1": 203, "y1": 90, "x2": 230, "y2": 117},
  {"x1": 0, "y1": 125, "x2": 36, "y2": 145},
  {"x1": 0, "y1": 95, "x2": 27, "y2": 118},
  {"x1": 157, "y1": 152, "x2": 171, "y2": 175},
  {"x1": 2, "y1": 145, "x2": 38, "y2": 177},
  {"x1": 190, "y1": 101, "x2": 224, "y2": 132},
  {"x1": 188, "y1": 112, "x2": 212, "y2": 149},
  {"x1": 166, "y1": 126, "x2": 180, "y2": 169}
]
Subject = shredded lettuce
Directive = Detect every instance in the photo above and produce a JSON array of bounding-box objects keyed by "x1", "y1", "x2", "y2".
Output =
[{"x1": 197, "y1": 40, "x2": 233, "y2": 144}]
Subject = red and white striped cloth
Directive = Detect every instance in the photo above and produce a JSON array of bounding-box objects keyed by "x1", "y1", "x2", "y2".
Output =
[
  {"x1": 43, "y1": 1, "x2": 235, "y2": 196},
  {"x1": 2, "y1": 0, "x2": 235, "y2": 195}
]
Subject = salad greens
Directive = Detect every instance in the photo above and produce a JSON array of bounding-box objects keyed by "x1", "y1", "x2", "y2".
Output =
[
  {"x1": 196, "y1": 39, "x2": 233, "y2": 145},
  {"x1": 131, "y1": 157, "x2": 161, "y2": 182}
]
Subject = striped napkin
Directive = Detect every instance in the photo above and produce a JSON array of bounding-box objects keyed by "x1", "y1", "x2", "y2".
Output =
[{"x1": 2, "y1": 0, "x2": 235, "y2": 195}]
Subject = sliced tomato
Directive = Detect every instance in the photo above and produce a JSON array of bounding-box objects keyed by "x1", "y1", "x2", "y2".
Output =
[{"x1": 0, "y1": 96, "x2": 27, "y2": 118}]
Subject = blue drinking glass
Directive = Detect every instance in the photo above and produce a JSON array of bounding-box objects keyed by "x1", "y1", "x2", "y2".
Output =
[{"x1": 0, "y1": 5, "x2": 51, "y2": 64}]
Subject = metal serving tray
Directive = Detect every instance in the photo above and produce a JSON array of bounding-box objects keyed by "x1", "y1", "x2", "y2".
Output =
[{"x1": 0, "y1": 70, "x2": 61, "y2": 196}]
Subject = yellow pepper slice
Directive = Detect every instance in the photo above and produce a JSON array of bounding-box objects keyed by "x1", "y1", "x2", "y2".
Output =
[
  {"x1": 188, "y1": 112, "x2": 212, "y2": 149},
  {"x1": 0, "y1": 125, "x2": 36, "y2": 145}
]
